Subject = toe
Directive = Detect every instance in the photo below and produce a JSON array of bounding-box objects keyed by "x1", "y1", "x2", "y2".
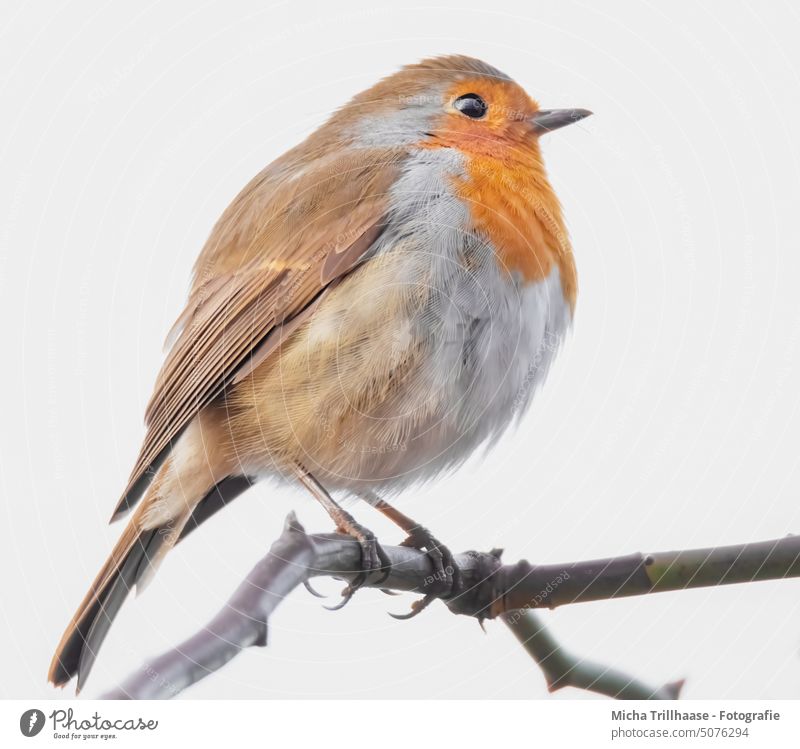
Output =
[{"x1": 374, "y1": 542, "x2": 392, "y2": 585}]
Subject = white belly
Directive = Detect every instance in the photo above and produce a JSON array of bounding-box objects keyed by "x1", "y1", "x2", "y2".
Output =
[
  {"x1": 337, "y1": 259, "x2": 572, "y2": 494},
  {"x1": 321, "y1": 148, "x2": 573, "y2": 493},
  {"x1": 235, "y1": 148, "x2": 573, "y2": 495}
]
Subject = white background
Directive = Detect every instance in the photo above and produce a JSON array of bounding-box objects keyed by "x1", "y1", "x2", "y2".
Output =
[{"x1": 2, "y1": 0, "x2": 800, "y2": 700}]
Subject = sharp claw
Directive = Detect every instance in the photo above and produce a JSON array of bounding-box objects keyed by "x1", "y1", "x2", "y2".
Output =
[
  {"x1": 350, "y1": 570, "x2": 368, "y2": 590},
  {"x1": 380, "y1": 588, "x2": 400, "y2": 596},
  {"x1": 388, "y1": 609, "x2": 416, "y2": 621},
  {"x1": 389, "y1": 593, "x2": 437, "y2": 620},
  {"x1": 303, "y1": 579, "x2": 326, "y2": 598},
  {"x1": 373, "y1": 570, "x2": 391, "y2": 586},
  {"x1": 324, "y1": 584, "x2": 356, "y2": 611}
]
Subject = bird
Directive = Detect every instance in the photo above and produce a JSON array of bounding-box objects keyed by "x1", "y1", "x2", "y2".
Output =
[{"x1": 48, "y1": 54, "x2": 590, "y2": 691}]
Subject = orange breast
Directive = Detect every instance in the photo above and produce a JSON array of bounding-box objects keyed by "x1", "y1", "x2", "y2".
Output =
[{"x1": 455, "y1": 154, "x2": 577, "y2": 311}]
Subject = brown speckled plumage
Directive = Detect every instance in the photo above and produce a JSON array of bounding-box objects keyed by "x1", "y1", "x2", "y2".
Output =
[{"x1": 49, "y1": 55, "x2": 589, "y2": 690}]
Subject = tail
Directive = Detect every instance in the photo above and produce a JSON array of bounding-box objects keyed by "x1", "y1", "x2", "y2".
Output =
[
  {"x1": 47, "y1": 515, "x2": 162, "y2": 690},
  {"x1": 49, "y1": 411, "x2": 240, "y2": 691},
  {"x1": 47, "y1": 456, "x2": 196, "y2": 692},
  {"x1": 47, "y1": 475, "x2": 250, "y2": 690}
]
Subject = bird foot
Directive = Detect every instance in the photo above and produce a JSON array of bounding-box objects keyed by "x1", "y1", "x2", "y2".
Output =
[
  {"x1": 390, "y1": 526, "x2": 461, "y2": 619},
  {"x1": 400, "y1": 525, "x2": 460, "y2": 593},
  {"x1": 324, "y1": 513, "x2": 391, "y2": 610}
]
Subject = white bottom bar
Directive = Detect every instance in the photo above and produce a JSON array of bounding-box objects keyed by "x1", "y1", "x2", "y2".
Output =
[{"x1": 2, "y1": 700, "x2": 797, "y2": 747}]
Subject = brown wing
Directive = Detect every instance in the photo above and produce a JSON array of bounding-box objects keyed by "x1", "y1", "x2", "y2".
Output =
[{"x1": 111, "y1": 147, "x2": 404, "y2": 520}]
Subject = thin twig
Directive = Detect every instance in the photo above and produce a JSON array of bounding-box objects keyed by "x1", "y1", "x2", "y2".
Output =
[{"x1": 501, "y1": 611, "x2": 684, "y2": 699}]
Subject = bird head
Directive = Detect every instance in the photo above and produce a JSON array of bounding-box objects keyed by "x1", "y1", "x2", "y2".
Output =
[{"x1": 323, "y1": 55, "x2": 591, "y2": 162}]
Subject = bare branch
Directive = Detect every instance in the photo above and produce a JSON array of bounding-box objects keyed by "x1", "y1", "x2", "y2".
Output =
[
  {"x1": 502, "y1": 611, "x2": 684, "y2": 700},
  {"x1": 102, "y1": 516, "x2": 800, "y2": 699}
]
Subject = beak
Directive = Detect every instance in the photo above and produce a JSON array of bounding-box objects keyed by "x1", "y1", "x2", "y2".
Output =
[{"x1": 531, "y1": 108, "x2": 592, "y2": 135}]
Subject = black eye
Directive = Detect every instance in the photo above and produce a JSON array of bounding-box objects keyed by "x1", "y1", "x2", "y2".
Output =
[{"x1": 453, "y1": 93, "x2": 487, "y2": 119}]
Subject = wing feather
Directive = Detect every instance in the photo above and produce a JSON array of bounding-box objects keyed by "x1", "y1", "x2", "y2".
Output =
[{"x1": 111, "y1": 148, "x2": 403, "y2": 519}]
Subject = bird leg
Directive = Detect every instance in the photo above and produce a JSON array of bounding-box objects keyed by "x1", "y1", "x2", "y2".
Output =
[
  {"x1": 361, "y1": 492, "x2": 461, "y2": 618},
  {"x1": 294, "y1": 467, "x2": 390, "y2": 609}
]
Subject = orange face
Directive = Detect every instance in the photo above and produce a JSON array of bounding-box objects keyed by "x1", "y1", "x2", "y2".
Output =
[
  {"x1": 420, "y1": 79, "x2": 577, "y2": 309},
  {"x1": 427, "y1": 78, "x2": 543, "y2": 160}
]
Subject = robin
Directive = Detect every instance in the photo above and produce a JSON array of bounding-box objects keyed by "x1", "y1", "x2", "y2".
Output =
[{"x1": 49, "y1": 54, "x2": 590, "y2": 690}]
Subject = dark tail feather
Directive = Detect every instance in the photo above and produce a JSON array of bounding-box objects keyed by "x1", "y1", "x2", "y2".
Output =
[
  {"x1": 75, "y1": 531, "x2": 161, "y2": 691},
  {"x1": 177, "y1": 475, "x2": 253, "y2": 544},
  {"x1": 48, "y1": 528, "x2": 157, "y2": 690},
  {"x1": 50, "y1": 474, "x2": 251, "y2": 690}
]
